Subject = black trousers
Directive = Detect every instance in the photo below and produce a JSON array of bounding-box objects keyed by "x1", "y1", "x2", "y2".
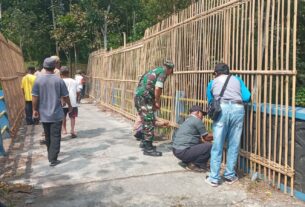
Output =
[
  {"x1": 173, "y1": 142, "x2": 212, "y2": 168},
  {"x1": 25, "y1": 101, "x2": 34, "y2": 125},
  {"x1": 42, "y1": 121, "x2": 62, "y2": 163},
  {"x1": 81, "y1": 85, "x2": 86, "y2": 98}
]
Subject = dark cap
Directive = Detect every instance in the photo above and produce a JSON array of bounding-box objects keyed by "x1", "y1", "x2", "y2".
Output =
[
  {"x1": 214, "y1": 63, "x2": 229, "y2": 74},
  {"x1": 43, "y1": 57, "x2": 56, "y2": 69},
  {"x1": 164, "y1": 59, "x2": 175, "y2": 69},
  {"x1": 189, "y1": 105, "x2": 207, "y2": 115}
]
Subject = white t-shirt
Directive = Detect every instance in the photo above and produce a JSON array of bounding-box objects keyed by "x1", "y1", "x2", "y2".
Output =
[
  {"x1": 63, "y1": 78, "x2": 80, "y2": 107},
  {"x1": 75, "y1": 74, "x2": 83, "y2": 90}
]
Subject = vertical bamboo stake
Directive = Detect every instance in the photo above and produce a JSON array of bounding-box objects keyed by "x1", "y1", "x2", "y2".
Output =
[
  {"x1": 239, "y1": 3, "x2": 244, "y2": 71},
  {"x1": 278, "y1": 0, "x2": 285, "y2": 190},
  {"x1": 284, "y1": 0, "x2": 292, "y2": 194},
  {"x1": 290, "y1": 0, "x2": 298, "y2": 196},
  {"x1": 256, "y1": 0, "x2": 263, "y2": 176},
  {"x1": 232, "y1": 6, "x2": 236, "y2": 69},
  {"x1": 268, "y1": 0, "x2": 275, "y2": 184},
  {"x1": 263, "y1": 0, "x2": 271, "y2": 181},
  {"x1": 250, "y1": 0, "x2": 256, "y2": 174}
]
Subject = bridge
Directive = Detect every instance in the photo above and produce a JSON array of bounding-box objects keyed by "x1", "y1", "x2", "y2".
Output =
[{"x1": 0, "y1": 0, "x2": 304, "y2": 206}]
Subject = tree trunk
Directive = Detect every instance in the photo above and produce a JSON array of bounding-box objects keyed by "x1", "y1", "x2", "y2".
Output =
[
  {"x1": 132, "y1": 10, "x2": 136, "y2": 37},
  {"x1": 74, "y1": 43, "x2": 77, "y2": 72},
  {"x1": 64, "y1": 50, "x2": 72, "y2": 77},
  {"x1": 51, "y1": 0, "x2": 59, "y2": 56},
  {"x1": 101, "y1": 4, "x2": 111, "y2": 51},
  {"x1": 103, "y1": 22, "x2": 107, "y2": 50}
]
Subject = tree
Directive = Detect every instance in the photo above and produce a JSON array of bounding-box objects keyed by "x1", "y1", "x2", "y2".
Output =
[
  {"x1": 80, "y1": 0, "x2": 119, "y2": 50},
  {"x1": 1, "y1": 0, "x2": 55, "y2": 63},
  {"x1": 51, "y1": 4, "x2": 87, "y2": 66}
]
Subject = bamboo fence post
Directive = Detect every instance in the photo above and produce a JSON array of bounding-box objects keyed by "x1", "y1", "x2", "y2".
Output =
[
  {"x1": 290, "y1": 0, "x2": 298, "y2": 196},
  {"x1": 278, "y1": 0, "x2": 285, "y2": 190}
]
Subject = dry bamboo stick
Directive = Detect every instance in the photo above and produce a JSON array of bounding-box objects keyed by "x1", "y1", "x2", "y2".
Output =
[
  {"x1": 268, "y1": 0, "x2": 276, "y2": 184},
  {"x1": 232, "y1": 6, "x2": 236, "y2": 68},
  {"x1": 290, "y1": 0, "x2": 298, "y2": 196},
  {"x1": 278, "y1": 0, "x2": 285, "y2": 190},
  {"x1": 256, "y1": 0, "x2": 263, "y2": 176},
  {"x1": 262, "y1": 0, "x2": 271, "y2": 181}
]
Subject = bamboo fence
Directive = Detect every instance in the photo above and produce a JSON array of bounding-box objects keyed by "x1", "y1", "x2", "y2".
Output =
[
  {"x1": 0, "y1": 33, "x2": 25, "y2": 138},
  {"x1": 87, "y1": 0, "x2": 298, "y2": 195}
]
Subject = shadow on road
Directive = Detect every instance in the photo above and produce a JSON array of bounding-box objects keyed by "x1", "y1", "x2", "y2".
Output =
[{"x1": 76, "y1": 128, "x2": 106, "y2": 139}]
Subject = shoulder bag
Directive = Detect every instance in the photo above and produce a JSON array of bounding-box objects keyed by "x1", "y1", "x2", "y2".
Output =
[{"x1": 207, "y1": 75, "x2": 232, "y2": 121}]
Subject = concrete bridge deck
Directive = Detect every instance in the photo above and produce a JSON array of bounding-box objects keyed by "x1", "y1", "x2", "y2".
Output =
[{"x1": 0, "y1": 101, "x2": 304, "y2": 207}]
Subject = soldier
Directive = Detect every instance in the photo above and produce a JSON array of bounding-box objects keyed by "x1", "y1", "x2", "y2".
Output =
[{"x1": 134, "y1": 60, "x2": 174, "y2": 156}]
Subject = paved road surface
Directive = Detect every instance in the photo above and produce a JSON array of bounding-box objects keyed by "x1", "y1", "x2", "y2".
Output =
[{"x1": 2, "y1": 102, "x2": 305, "y2": 207}]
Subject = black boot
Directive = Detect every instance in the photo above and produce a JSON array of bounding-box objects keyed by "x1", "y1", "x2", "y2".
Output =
[
  {"x1": 143, "y1": 141, "x2": 162, "y2": 157},
  {"x1": 134, "y1": 131, "x2": 143, "y2": 141},
  {"x1": 139, "y1": 140, "x2": 156, "y2": 149}
]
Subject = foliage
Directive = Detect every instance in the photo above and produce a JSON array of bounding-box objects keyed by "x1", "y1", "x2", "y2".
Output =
[
  {"x1": 0, "y1": 0, "x2": 192, "y2": 64},
  {"x1": 51, "y1": 4, "x2": 87, "y2": 61},
  {"x1": 1, "y1": 0, "x2": 54, "y2": 62},
  {"x1": 296, "y1": 87, "x2": 305, "y2": 107},
  {"x1": 80, "y1": 0, "x2": 119, "y2": 50},
  {"x1": 297, "y1": 1, "x2": 305, "y2": 88}
]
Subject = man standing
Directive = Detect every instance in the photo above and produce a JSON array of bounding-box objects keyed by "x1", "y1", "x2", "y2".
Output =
[
  {"x1": 32, "y1": 57, "x2": 72, "y2": 166},
  {"x1": 75, "y1": 70, "x2": 83, "y2": 103},
  {"x1": 172, "y1": 105, "x2": 212, "y2": 172},
  {"x1": 80, "y1": 71, "x2": 87, "y2": 99},
  {"x1": 50, "y1": 55, "x2": 61, "y2": 77},
  {"x1": 34, "y1": 67, "x2": 42, "y2": 76},
  {"x1": 60, "y1": 66, "x2": 80, "y2": 138},
  {"x1": 205, "y1": 63, "x2": 251, "y2": 187},
  {"x1": 40, "y1": 55, "x2": 61, "y2": 77},
  {"x1": 134, "y1": 60, "x2": 174, "y2": 156},
  {"x1": 21, "y1": 67, "x2": 36, "y2": 125}
]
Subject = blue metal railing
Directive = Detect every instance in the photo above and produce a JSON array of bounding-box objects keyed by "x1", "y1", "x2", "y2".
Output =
[{"x1": 0, "y1": 90, "x2": 10, "y2": 156}]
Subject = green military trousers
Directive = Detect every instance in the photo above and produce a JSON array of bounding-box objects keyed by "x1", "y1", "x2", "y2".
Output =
[{"x1": 134, "y1": 95, "x2": 155, "y2": 141}]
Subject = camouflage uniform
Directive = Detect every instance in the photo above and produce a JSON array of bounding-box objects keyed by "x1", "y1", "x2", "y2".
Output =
[{"x1": 134, "y1": 66, "x2": 167, "y2": 142}]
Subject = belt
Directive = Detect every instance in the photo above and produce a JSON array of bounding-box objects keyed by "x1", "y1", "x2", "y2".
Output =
[{"x1": 220, "y1": 100, "x2": 244, "y2": 105}]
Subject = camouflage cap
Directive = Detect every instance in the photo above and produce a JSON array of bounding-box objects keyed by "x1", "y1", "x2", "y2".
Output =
[{"x1": 164, "y1": 59, "x2": 175, "y2": 69}]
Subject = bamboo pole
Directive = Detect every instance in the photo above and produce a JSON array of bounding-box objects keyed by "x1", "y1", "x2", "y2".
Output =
[
  {"x1": 273, "y1": 0, "x2": 281, "y2": 187},
  {"x1": 262, "y1": 0, "x2": 271, "y2": 181},
  {"x1": 278, "y1": 0, "x2": 285, "y2": 190},
  {"x1": 268, "y1": 0, "x2": 275, "y2": 184},
  {"x1": 290, "y1": 0, "x2": 298, "y2": 196},
  {"x1": 284, "y1": 0, "x2": 292, "y2": 194}
]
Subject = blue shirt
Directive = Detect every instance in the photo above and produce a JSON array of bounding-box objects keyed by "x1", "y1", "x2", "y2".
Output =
[
  {"x1": 32, "y1": 74, "x2": 69, "y2": 122},
  {"x1": 207, "y1": 75, "x2": 251, "y2": 103}
]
